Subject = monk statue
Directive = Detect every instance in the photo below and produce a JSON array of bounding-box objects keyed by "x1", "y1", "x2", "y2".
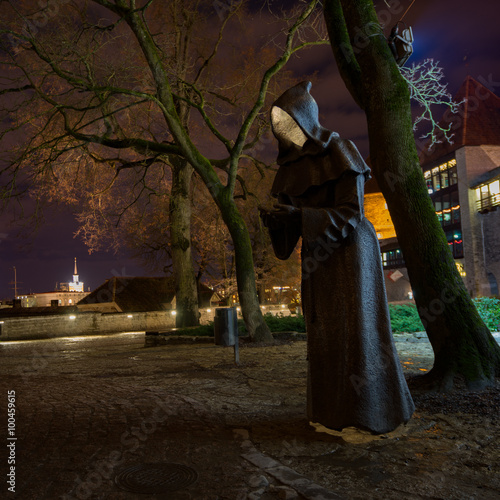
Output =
[{"x1": 260, "y1": 81, "x2": 414, "y2": 434}]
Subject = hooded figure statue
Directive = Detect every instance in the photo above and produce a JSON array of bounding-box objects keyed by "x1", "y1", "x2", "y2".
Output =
[{"x1": 260, "y1": 81, "x2": 414, "y2": 434}]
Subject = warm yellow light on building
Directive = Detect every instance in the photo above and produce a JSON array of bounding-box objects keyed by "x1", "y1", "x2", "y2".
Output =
[
  {"x1": 456, "y1": 262, "x2": 466, "y2": 277},
  {"x1": 364, "y1": 193, "x2": 397, "y2": 240}
]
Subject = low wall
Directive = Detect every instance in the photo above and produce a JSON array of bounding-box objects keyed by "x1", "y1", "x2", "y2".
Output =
[
  {"x1": 0, "y1": 306, "x2": 294, "y2": 342},
  {"x1": 0, "y1": 311, "x2": 178, "y2": 341}
]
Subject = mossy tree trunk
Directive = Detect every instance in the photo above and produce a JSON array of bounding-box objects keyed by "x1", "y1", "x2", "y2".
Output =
[
  {"x1": 324, "y1": 0, "x2": 500, "y2": 390},
  {"x1": 214, "y1": 188, "x2": 274, "y2": 342},
  {"x1": 170, "y1": 157, "x2": 199, "y2": 327},
  {"x1": 120, "y1": 0, "x2": 274, "y2": 342}
]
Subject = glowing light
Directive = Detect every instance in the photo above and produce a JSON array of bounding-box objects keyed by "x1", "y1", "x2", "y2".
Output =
[
  {"x1": 206, "y1": 309, "x2": 211, "y2": 313},
  {"x1": 236, "y1": 307, "x2": 241, "y2": 311},
  {"x1": 127, "y1": 315, "x2": 133, "y2": 318},
  {"x1": 281, "y1": 304, "x2": 286, "y2": 308},
  {"x1": 69, "y1": 315, "x2": 76, "y2": 320},
  {"x1": 171, "y1": 310, "x2": 177, "y2": 316}
]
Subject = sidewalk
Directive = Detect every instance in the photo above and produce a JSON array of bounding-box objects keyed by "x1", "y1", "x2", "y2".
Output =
[{"x1": 0, "y1": 332, "x2": 498, "y2": 499}]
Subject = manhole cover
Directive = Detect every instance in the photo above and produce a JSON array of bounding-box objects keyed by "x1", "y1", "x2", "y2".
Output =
[{"x1": 115, "y1": 463, "x2": 198, "y2": 494}]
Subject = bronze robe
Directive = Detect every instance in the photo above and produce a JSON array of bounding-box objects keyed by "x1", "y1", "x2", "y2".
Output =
[{"x1": 269, "y1": 141, "x2": 415, "y2": 434}]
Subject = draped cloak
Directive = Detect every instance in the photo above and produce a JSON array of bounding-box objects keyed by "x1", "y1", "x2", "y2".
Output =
[{"x1": 267, "y1": 82, "x2": 414, "y2": 434}]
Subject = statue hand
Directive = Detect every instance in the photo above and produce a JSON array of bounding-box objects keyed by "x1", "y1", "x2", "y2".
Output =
[
  {"x1": 272, "y1": 203, "x2": 301, "y2": 222},
  {"x1": 259, "y1": 204, "x2": 301, "y2": 229}
]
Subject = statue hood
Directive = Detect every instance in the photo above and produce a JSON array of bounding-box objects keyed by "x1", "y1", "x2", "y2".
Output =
[
  {"x1": 270, "y1": 81, "x2": 370, "y2": 197},
  {"x1": 271, "y1": 81, "x2": 336, "y2": 162}
]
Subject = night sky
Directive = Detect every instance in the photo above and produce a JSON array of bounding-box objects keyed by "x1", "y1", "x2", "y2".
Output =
[{"x1": 1, "y1": 0, "x2": 500, "y2": 300}]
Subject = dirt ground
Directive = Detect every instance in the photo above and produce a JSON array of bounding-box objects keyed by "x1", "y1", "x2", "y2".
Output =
[{"x1": 0, "y1": 332, "x2": 498, "y2": 499}]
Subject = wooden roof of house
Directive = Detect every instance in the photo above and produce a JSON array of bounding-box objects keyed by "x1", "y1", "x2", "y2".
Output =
[
  {"x1": 77, "y1": 276, "x2": 214, "y2": 313},
  {"x1": 420, "y1": 76, "x2": 500, "y2": 166},
  {"x1": 77, "y1": 277, "x2": 175, "y2": 312}
]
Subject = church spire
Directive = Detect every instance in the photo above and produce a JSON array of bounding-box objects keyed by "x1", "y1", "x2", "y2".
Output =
[{"x1": 73, "y1": 257, "x2": 79, "y2": 285}]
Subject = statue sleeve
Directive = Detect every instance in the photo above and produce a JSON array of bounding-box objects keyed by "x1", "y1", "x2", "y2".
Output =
[
  {"x1": 301, "y1": 172, "x2": 365, "y2": 245},
  {"x1": 267, "y1": 193, "x2": 302, "y2": 260},
  {"x1": 269, "y1": 224, "x2": 301, "y2": 260}
]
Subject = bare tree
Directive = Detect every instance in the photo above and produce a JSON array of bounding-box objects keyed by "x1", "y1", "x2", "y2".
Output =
[
  {"x1": 324, "y1": 0, "x2": 500, "y2": 390},
  {"x1": 0, "y1": 0, "x2": 327, "y2": 340}
]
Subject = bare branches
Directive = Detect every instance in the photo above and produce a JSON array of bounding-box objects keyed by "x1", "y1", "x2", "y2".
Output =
[
  {"x1": 228, "y1": 0, "x2": 325, "y2": 192},
  {"x1": 400, "y1": 59, "x2": 464, "y2": 149}
]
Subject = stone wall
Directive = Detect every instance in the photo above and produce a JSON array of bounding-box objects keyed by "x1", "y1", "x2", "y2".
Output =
[
  {"x1": 483, "y1": 209, "x2": 500, "y2": 295},
  {"x1": 0, "y1": 308, "x2": 220, "y2": 342},
  {"x1": 0, "y1": 311, "x2": 175, "y2": 341},
  {"x1": 457, "y1": 145, "x2": 500, "y2": 296}
]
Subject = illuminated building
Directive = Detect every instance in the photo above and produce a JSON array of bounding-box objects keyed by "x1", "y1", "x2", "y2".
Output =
[
  {"x1": 59, "y1": 258, "x2": 84, "y2": 292},
  {"x1": 368, "y1": 76, "x2": 500, "y2": 300},
  {"x1": 18, "y1": 258, "x2": 89, "y2": 307}
]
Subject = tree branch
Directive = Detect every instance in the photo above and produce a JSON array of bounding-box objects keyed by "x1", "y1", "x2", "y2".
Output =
[{"x1": 323, "y1": 0, "x2": 364, "y2": 108}]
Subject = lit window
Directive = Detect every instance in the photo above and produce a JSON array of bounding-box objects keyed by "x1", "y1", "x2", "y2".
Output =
[
  {"x1": 381, "y1": 249, "x2": 405, "y2": 269},
  {"x1": 447, "y1": 231, "x2": 463, "y2": 259},
  {"x1": 432, "y1": 167, "x2": 440, "y2": 191},
  {"x1": 424, "y1": 159, "x2": 457, "y2": 193},
  {"x1": 476, "y1": 179, "x2": 500, "y2": 212},
  {"x1": 456, "y1": 262, "x2": 466, "y2": 277}
]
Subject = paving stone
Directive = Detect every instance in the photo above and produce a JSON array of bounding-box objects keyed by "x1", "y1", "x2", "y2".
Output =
[{"x1": 0, "y1": 332, "x2": 498, "y2": 499}]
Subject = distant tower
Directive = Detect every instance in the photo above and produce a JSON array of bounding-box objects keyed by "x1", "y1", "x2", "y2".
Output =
[
  {"x1": 73, "y1": 257, "x2": 79, "y2": 282},
  {"x1": 68, "y1": 258, "x2": 84, "y2": 292}
]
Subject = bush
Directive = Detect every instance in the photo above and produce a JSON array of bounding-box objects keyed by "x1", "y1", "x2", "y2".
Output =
[
  {"x1": 389, "y1": 303, "x2": 424, "y2": 334},
  {"x1": 174, "y1": 298, "x2": 499, "y2": 337},
  {"x1": 237, "y1": 313, "x2": 306, "y2": 335},
  {"x1": 473, "y1": 297, "x2": 500, "y2": 331}
]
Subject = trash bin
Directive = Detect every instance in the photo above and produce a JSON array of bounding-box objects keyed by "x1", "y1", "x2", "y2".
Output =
[{"x1": 214, "y1": 307, "x2": 238, "y2": 346}]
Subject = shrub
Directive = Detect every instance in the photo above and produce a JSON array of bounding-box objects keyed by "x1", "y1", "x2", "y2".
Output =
[
  {"x1": 389, "y1": 303, "x2": 424, "y2": 333},
  {"x1": 174, "y1": 298, "x2": 500, "y2": 337},
  {"x1": 237, "y1": 313, "x2": 306, "y2": 335},
  {"x1": 473, "y1": 297, "x2": 500, "y2": 331}
]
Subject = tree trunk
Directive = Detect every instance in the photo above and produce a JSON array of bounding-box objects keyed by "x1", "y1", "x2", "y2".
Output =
[
  {"x1": 170, "y1": 158, "x2": 199, "y2": 328},
  {"x1": 324, "y1": 0, "x2": 500, "y2": 390},
  {"x1": 217, "y1": 190, "x2": 274, "y2": 342},
  {"x1": 366, "y1": 92, "x2": 500, "y2": 391}
]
